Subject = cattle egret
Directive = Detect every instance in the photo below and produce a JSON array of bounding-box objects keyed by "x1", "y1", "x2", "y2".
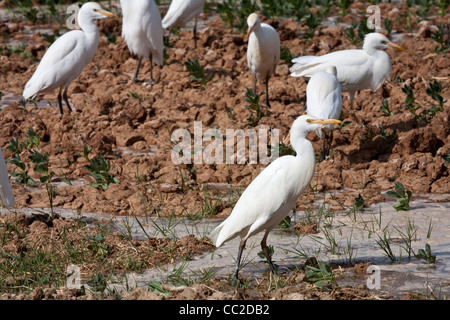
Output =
[
  {"x1": 247, "y1": 13, "x2": 280, "y2": 108},
  {"x1": 306, "y1": 65, "x2": 342, "y2": 160},
  {"x1": 162, "y1": 0, "x2": 206, "y2": 48},
  {"x1": 209, "y1": 115, "x2": 341, "y2": 282},
  {"x1": 120, "y1": 0, "x2": 164, "y2": 84},
  {"x1": 290, "y1": 33, "x2": 405, "y2": 118},
  {"x1": 22, "y1": 2, "x2": 117, "y2": 115},
  {"x1": 0, "y1": 147, "x2": 15, "y2": 208}
]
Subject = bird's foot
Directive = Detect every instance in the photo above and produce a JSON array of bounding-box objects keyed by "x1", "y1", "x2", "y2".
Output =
[
  {"x1": 231, "y1": 276, "x2": 245, "y2": 288},
  {"x1": 143, "y1": 78, "x2": 155, "y2": 86}
]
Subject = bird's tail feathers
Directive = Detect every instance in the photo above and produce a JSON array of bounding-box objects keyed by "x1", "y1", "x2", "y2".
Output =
[
  {"x1": 209, "y1": 222, "x2": 225, "y2": 247},
  {"x1": 289, "y1": 62, "x2": 323, "y2": 78}
]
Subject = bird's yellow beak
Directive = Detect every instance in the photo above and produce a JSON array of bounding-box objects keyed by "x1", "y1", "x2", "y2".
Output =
[
  {"x1": 386, "y1": 42, "x2": 406, "y2": 52},
  {"x1": 95, "y1": 9, "x2": 118, "y2": 18},
  {"x1": 246, "y1": 25, "x2": 254, "y2": 38},
  {"x1": 308, "y1": 119, "x2": 342, "y2": 125}
]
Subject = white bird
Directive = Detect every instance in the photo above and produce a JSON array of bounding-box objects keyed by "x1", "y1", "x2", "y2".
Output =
[
  {"x1": 161, "y1": 0, "x2": 206, "y2": 48},
  {"x1": 0, "y1": 147, "x2": 15, "y2": 208},
  {"x1": 22, "y1": 2, "x2": 117, "y2": 115},
  {"x1": 209, "y1": 115, "x2": 341, "y2": 281},
  {"x1": 120, "y1": 0, "x2": 164, "y2": 84},
  {"x1": 247, "y1": 13, "x2": 280, "y2": 108},
  {"x1": 306, "y1": 65, "x2": 342, "y2": 160},
  {"x1": 290, "y1": 33, "x2": 405, "y2": 118}
]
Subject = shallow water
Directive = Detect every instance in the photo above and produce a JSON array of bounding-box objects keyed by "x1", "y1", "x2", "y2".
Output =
[{"x1": 7, "y1": 191, "x2": 449, "y2": 299}]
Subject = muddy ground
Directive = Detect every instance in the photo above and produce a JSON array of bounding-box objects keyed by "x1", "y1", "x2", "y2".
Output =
[{"x1": 0, "y1": 1, "x2": 449, "y2": 300}]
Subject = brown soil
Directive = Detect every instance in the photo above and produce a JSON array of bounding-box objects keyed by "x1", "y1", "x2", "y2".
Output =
[{"x1": 0, "y1": 1, "x2": 449, "y2": 300}]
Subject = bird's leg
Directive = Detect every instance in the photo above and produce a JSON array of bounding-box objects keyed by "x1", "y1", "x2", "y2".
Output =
[
  {"x1": 320, "y1": 132, "x2": 327, "y2": 162},
  {"x1": 261, "y1": 231, "x2": 277, "y2": 274},
  {"x1": 265, "y1": 77, "x2": 271, "y2": 108},
  {"x1": 133, "y1": 57, "x2": 142, "y2": 82},
  {"x1": 57, "y1": 87, "x2": 64, "y2": 115},
  {"x1": 253, "y1": 74, "x2": 257, "y2": 96},
  {"x1": 148, "y1": 54, "x2": 155, "y2": 85},
  {"x1": 63, "y1": 87, "x2": 72, "y2": 112},
  {"x1": 327, "y1": 130, "x2": 334, "y2": 158},
  {"x1": 193, "y1": 16, "x2": 198, "y2": 49},
  {"x1": 232, "y1": 239, "x2": 247, "y2": 284},
  {"x1": 348, "y1": 92, "x2": 362, "y2": 126}
]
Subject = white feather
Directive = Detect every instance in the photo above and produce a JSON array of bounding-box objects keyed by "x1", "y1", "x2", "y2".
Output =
[
  {"x1": 0, "y1": 147, "x2": 15, "y2": 208},
  {"x1": 120, "y1": 0, "x2": 164, "y2": 66},
  {"x1": 161, "y1": 0, "x2": 206, "y2": 29}
]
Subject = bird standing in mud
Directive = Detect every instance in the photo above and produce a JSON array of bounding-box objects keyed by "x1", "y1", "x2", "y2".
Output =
[
  {"x1": 290, "y1": 32, "x2": 406, "y2": 121},
  {"x1": 0, "y1": 147, "x2": 15, "y2": 208},
  {"x1": 246, "y1": 13, "x2": 280, "y2": 108},
  {"x1": 120, "y1": 0, "x2": 164, "y2": 84},
  {"x1": 306, "y1": 65, "x2": 342, "y2": 160},
  {"x1": 22, "y1": 2, "x2": 117, "y2": 115},
  {"x1": 209, "y1": 115, "x2": 341, "y2": 282},
  {"x1": 162, "y1": 0, "x2": 206, "y2": 48}
]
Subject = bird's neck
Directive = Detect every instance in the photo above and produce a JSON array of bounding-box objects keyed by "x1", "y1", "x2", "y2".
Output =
[
  {"x1": 78, "y1": 14, "x2": 99, "y2": 35},
  {"x1": 291, "y1": 135, "x2": 315, "y2": 163}
]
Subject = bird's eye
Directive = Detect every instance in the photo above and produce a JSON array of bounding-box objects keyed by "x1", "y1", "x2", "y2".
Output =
[{"x1": 306, "y1": 119, "x2": 312, "y2": 123}]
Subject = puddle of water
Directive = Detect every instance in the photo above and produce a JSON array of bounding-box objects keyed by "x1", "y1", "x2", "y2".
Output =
[{"x1": 0, "y1": 91, "x2": 56, "y2": 109}]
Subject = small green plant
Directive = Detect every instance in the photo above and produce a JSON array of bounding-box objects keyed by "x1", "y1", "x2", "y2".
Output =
[
  {"x1": 14, "y1": 0, "x2": 39, "y2": 23},
  {"x1": 437, "y1": 0, "x2": 449, "y2": 15},
  {"x1": 217, "y1": 0, "x2": 260, "y2": 33},
  {"x1": 415, "y1": 244, "x2": 436, "y2": 263},
  {"x1": 244, "y1": 88, "x2": 267, "y2": 126},
  {"x1": 345, "y1": 20, "x2": 372, "y2": 47},
  {"x1": 84, "y1": 152, "x2": 120, "y2": 190},
  {"x1": 384, "y1": 18, "x2": 392, "y2": 36},
  {"x1": 8, "y1": 153, "x2": 34, "y2": 187},
  {"x1": 29, "y1": 149, "x2": 57, "y2": 216},
  {"x1": 337, "y1": 0, "x2": 352, "y2": 16},
  {"x1": 426, "y1": 80, "x2": 447, "y2": 112},
  {"x1": 280, "y1": 46, "x2": 297, "y2": 68},
  {"x1": 386, "y1": 182, "x2": 412, "y2": 211},
  {"x1": 86, "y1": 273, "x2": 108, "y2": 299},
  {"x1": 379, "y1": 100, "x2": 394, "y2": 116},
  {"x1": 148, "y1": 280, "x2": 171, "y2": 296},
  {"x1": 379, "y1": 125, "x2": 397, "y2": 142},
  {"x1": 304, "y1": 260, "x2": 337, "y2": 287},
  {"x1": 87, "y1": 232, "x2": 110, "y2": 258},
  {"x1": 185, "y1": 57, "x2": 212, "y2": 88},
  {"x1": 376, "y1": 229, "x2": 397, "y2": 262},
  {"x1": 441, "y1": 153, "x2": 450, "y2": 167},
  {"x1": 431, "y1": 24, "x2": 449, "y2": 53},
  {"x1": 303, "y1": 12, "x2": 321, "y2": 39},
  {"x1": 7, "y1": 42, "x2": 33, "y2": 59},
  {"x1": 127, "y1": 91, "x2": 142, "y2": 101},
  {"x1": 402, "y1": 84, "x2": 428, "y2": 123}
]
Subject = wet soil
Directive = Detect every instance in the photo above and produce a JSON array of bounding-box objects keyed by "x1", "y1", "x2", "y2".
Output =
[{"x1": 0, "y1": 1, "x2": 449, "y2": 300}]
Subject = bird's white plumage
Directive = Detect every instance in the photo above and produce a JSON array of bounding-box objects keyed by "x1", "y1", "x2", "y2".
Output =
[
  {"x1": 247, "y1": 13, "x2": 280, "y2": 83},
  {"x1": 306, "y1": 66, "x2": 342, "y2": 137},
  {"x1": 23, "y1": 2, "x2": 116, "y2": 102},
  {"x1": 22, "y1": 2, "x2": 116, "y2": 115},
  {"x1": 290, "y1": 33, "x2": 404, "y2": 96},
  {"x1": 161, "y1": 0, "x2": 206, "y2": 29},
  {"x1": 0, "y1": 147, "x2": 15, "y2": 208},
  {"x1": 120, "y1": 0, "x2": 164, "y2": 66},
  {"x1": 210, "y1": 115, "x2": 333, "y2": 249}
]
